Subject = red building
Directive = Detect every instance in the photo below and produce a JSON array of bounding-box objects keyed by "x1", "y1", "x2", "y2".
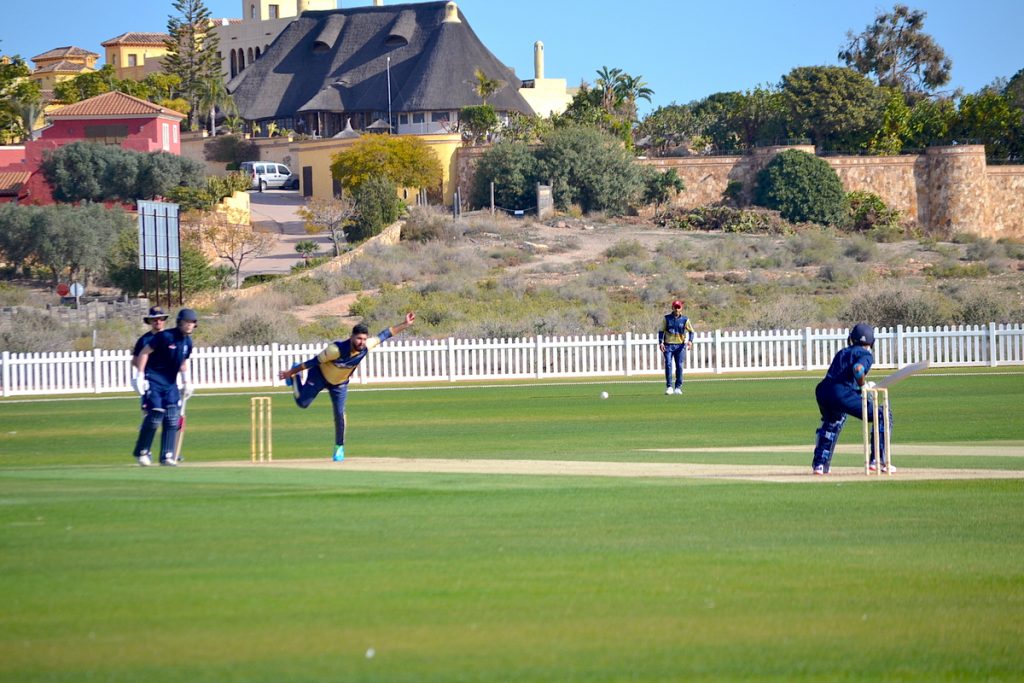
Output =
[{"x1": 0, "y1": 91, "x2": 186, "y2": 204}]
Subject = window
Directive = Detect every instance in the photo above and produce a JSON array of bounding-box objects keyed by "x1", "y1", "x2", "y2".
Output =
[
  {"x1": 412, "y1": 113, "x2": 425, "y2": 124},
  {"x1": 431, "y1": 111, "x2": 450, "y2": 123},
  {"x1": 250, "y1": 4, "x2": 256, "y2": 19},
  {"x1": 84, "y1": 124, "x2": 129, "y2": 144},
  {"x1": 268, "y1": 4, "x2": 279, "y2": 18},
  {"x1": 399, "y1": 114, "x2": 408, "y2": 124},
  {"x1": 172, "y1": 125, "x2": 178, "y2": 144},
  {"x1": 162, "y1": 123, "x2": 170, "y2": 151},
  {"x1": 128, "y1": 54, "x2": 138, "y2": 67}
]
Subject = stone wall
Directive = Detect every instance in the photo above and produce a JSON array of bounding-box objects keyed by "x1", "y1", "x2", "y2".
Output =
[
  {"x1": 0, "y1": 298, "x2": 151, "y2": 331},
  {"x1": 456, "y1": 143, "x2": 1024, "y2": 238}
]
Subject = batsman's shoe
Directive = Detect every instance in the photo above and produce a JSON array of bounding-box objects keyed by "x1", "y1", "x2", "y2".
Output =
[
  {"x1": 160, "y1": 453, "x2": 178, "y2": 467},
  {"x1": 332, "y1": 445, "x2": 345, "y2": 462},
  {"x1": 673, "y1": 387, "x2": 683, "y2": 395},
  {"x1": 285, "y1": 362, "x2": 302, "y2": 387},
  {"x1": 813, "y1": 464, "x2": 825, "y2": 475},
  {"x1": 136, "y1": 452, "x2": 152, "y2": 467},
  {"x1": 665, "y1": 386, "x2": 673, "y2": 395}
]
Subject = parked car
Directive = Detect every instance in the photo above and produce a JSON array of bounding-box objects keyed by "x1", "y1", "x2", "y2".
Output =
[{"x1": 238, "y1": 161, "x2": 293, "y2": 191}]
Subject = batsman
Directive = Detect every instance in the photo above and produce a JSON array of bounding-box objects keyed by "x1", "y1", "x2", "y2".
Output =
[
  {"x1": 811, "y1": 323, "x2": 892, "y2": 475},
  {"x1": 278, "y1": 312, "x2": 415, "y2": 461}
]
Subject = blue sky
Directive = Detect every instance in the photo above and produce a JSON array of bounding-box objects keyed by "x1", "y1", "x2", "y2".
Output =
[{"x1": 3, "y1": 0, "x2": 1021, "y2": 114}]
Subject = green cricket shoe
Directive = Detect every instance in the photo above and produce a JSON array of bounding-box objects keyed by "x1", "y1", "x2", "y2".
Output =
[{"x1": 332, "y1": 444, "x2": 345, "y2": 462}]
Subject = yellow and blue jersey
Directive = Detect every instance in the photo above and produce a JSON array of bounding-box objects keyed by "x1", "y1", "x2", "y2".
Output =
[
  {"x1": 314, "y1": 328, "x2": 393, "y2": 386},
  {"x1": 659, "y1": 313, "x2": 694, "y2": 345}
]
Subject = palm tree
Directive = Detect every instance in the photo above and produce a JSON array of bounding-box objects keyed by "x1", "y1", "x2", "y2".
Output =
[
  {"x1": 473, "y1": 69, "x2": 505, "y2": 105},
  {"x1": 197, "y1": 75, "x2": 236, "y2": 135},
  {"x1": 595, "y1": 66, "x2": 624, "y2": 113},
  {"x1": 616, "y1": 73, "x2": 654, "y2": 122}
]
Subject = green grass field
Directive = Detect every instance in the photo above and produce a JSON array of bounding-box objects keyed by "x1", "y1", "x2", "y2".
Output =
[{"x1": 2, "y1": 369, "x2": 1023, "y2": 681}]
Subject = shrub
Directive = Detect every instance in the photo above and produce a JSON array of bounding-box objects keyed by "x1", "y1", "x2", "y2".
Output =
[
  {"x1": 273, "y1": 277, "x2": 329, "y2": 307},
  {"x1": 0, "y1": 282, "x2": 29, "y2": 306},
  {"x1": 965, "y1": 238, "x2": 1002, "y2": 261},
  {"x1": 846, "y1": 191, "x2": 901, "y2": 234},
  {"x1": 925, "y1": 259, "x2": 989, "y2": 278},
  {"x1": 842, "y1": 283, "x2": 951, "y2": 328},
  {"x1": 786, "y1": 230, "x2": 839, "y2": 266},
  {"x1": 754, "y1": 150, "x2": 846, "y2": 225},
  {"x1": 470, "y1": 141, "x2": 540, "y2": 212},
  {"x1": 536, "y1": 125, "x2": 643, "y2": 215},
  {"x1": 603, "y1": 239, "x2": 647, "y2": 260},
  {"x1": 349, "y1": 175, "x2": 402, "y2": 242},
  {"x1": 0, "y1": 309, "x2": 75, "y2": 352},
  {"x1": 817, "y1": 258, "x2": 862, "y2": 285},
  {"x1": 401, "y1": 206, "x2": 461, "y2": 243},
  {"x1": 843, "y1": 235, "x2": 878, "y2": 262},
  {"x1": 658, "y1": 206, "x2": 790, "y2": 235},
  {"x1": 204, "y1": 135, "x2": 259, "y2": 165}
]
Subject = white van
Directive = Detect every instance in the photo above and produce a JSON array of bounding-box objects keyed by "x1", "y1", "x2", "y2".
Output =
[{"x1": 239, "y1": 161, "x2": 292, "y2": 191}]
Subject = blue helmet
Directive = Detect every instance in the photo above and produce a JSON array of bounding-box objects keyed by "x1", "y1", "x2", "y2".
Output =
[{"x1": 848, "y1": 322, "x2": 874, "y2": 346}]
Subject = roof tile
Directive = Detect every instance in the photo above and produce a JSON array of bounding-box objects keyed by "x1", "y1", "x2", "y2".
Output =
[{"x1": 49, "y1": 91, "x2": 186, "y2": 120}]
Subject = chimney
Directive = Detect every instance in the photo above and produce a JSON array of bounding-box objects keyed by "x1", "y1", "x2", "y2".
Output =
[
  {"x1": 534, "y1": 41, "x2": 544, "y2": 80},
  {"x1": 443, "y1": 1, "x2": 461, "y2": 23},
  {"x1": 373, "y1": 0, "x2": 383, "y2": 5}
]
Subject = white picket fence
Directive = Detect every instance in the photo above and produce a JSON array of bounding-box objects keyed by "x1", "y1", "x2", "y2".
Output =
[{"x1": 1, "y1": 323, "x2": 1022, "y2": 397}]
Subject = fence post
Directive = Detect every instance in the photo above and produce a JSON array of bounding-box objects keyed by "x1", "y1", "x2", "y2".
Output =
[
  {"x1": 535, "y1": 335, "x2": 544, "y2": 379},
  {"x1": 624, "y1": 332, "x2": 632, "y2": 377},
  {"x1": 1, "y1": 350, "x2": 9, "y2": 398},
  {"x1": 714, "y1": 329, "x2": 723, "y2": 374},
  {"x1": 803, "y1": 327, "x2": 813, "y2": 371},
  {"x1": 93, "y1": 348, "x2": 102, "y2": 394},
  {"x1": 447, "y1": 337, "x2": 456, "y2": 382},
  {"x1": 989, "y1": 322, "x2": 998, "y2": 368},
  {"x1": 895, "y1": 325, "x2": 904, "y2": 367},
  {"x1": 270, "y1": 342, "x2": 280, "y2": 387}
]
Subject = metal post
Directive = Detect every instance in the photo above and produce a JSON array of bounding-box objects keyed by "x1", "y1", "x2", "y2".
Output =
[
  {"x1": 386, "y1": 56, "x2": 392, "y2": 132},
  {"x1": 490, "y1": 181, "x2": 495, "y2": 216}
]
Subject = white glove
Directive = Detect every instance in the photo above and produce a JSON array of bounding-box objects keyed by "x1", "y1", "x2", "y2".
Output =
[
  {"x1": 182, "y1": 382, "x2": 195, "y2": 400},
  {"x1": 863, "y1": 381, "x2": 877, "y2": 391},
  {"x1": 132, "y1": 376, "x2": 149, "y2": 396}
]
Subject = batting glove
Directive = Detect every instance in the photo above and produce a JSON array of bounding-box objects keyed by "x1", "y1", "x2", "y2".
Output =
[
  {"x1": 132, "y1": 376, "x2": 149, "y2": 396},
  {"x1": 863, "y1": 381, "x2": 877, "y2": 391},
  {"x1": 182, "y1": 382, "x2": 195, "y2": 400}
]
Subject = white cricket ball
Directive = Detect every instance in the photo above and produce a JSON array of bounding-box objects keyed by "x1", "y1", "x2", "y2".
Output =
[
  {"x1": 365, "y1": 648, "x2": 375, "y2": 659},
  {"x1": 600, "y1": 391, "x2": 609, "y2": 399}
]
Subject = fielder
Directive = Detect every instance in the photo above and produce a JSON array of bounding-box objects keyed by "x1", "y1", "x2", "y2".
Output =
[
  {"x1": 131, "y1": 308, "x2": 198, "y2": 466},
  {"x1": 658, "y1": 299, "x2": 695, "y2": 395},
  {"x1": 278, "y1": 312, "x2": 416, "y2": 461},
  {"x1": 811, "y1": 323, "x2": 892, "y2": 475}
]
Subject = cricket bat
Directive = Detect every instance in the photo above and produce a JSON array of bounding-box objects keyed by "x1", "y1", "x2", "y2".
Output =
[
  {"x1": 174, "y1": 395, "x2": 188, "y2": 462},
  {"x1": 875, "y1": 360, "x2": 930, "y2": 389}
]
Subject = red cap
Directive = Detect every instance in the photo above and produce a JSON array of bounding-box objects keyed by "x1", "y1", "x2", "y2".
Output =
[{"x1": 671, "y1": 300, "x2": 684, "y2": 309}]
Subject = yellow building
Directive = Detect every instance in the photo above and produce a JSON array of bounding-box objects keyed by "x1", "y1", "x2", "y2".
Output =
[
  {"x1": 518, "y1": 42, "x2": 574, "y2": 117},
  {"x1": 101, "y1": 33, "x2": 170, "y2": 81},
  {"x1": 29, "y1": 46, "x2": 99, "y2": 104},
  {"x1": 290, "y1": 132, "x2": 463, "y2": 204}
]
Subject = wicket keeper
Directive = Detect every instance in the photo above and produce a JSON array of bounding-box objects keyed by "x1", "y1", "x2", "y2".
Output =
[
  {"x1": 278, "y1": 312, "x2": 416, "y2": 461},
  {"x1": 131, "y1": 308, "x2": 198, "y2": 466},
  {"x1": 812, "y1": 323, "x2": 892, "y2": 475}
]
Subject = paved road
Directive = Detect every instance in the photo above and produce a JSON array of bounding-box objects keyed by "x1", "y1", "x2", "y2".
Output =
[{"x1": 242, "y1": 190, "x2": 334, "y2": 277}]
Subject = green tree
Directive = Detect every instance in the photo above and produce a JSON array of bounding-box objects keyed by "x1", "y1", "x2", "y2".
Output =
[
  {"x1": 330, "y1": 135, "x2": 442, "y2": 192},
  {"x1": 636, "y1": 102, "x2": 708, "y2": 155},
  {"x1": 502, "y1": 111, "x2": 553, "y2": 144},
  {"x1": 755, "y1": 149, "x2": 847, "y2": 225},
  {"x1": 867, "y1": 88, "x2": 912, "y2": 154},
  {"x1": 536, "y1": 125, "x2": 643, "y2": 215},
  {"x1": 1005, "y1": 68, "x2": 1024, "y2": 110},
  {"x1": 52, "y1": 64, "x2": 117, "y2": 104},
  {"x1": 0, "y1": 202, "x2": 43, "y2": 275},
  {"x1": 954, "y1": 90, "x2": 1024, "y2": 159},
  {"x1": 692, "y1": 92, "x2": 744, "y2": 152},
  {"x1": 839, "y1": 4, "x2": 952, "y2": 95},
  {"x1": 294, "y1": 239, "x2": 321, "y2": 266},
  {"x1": 781, "y1": 66, "x2": 885, "y2": 150},
  {"x1": 729, "y1": 86, "x2": 788, "y2": 148},
  {"x1": 470, "y1": 141, "x2": 541, "y2": 211},
  {"x1": 641, "y1": 167, "x2": 685, "y2": 216},
  {"x1": 204, "y1": 134, "x2": 259, "y2": 166},
  {"x1": 40, "y1": 142, "x2": 204, "y2": 203},
  {"x1": 905, "y1": 96, "x2": 957, "y2": 148},
  {"x1": 458, "y1": 104, "x2": 499, "y2": 145},
  {"x1": 616, "y1": 73, "x2": 653, "y2": 123},
  {"x1": 164, "y1": 0, "x2": 222, "y2": 131},
  {"x1": 349, "y1": 175, "x2": 402, "y2": 242}
]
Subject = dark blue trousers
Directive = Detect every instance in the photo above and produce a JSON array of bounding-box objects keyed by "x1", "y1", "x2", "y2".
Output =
[
  {"x1": 133, "y1": 381, "x2": 181, "y2": 461},
  {"x1": 663, "y1": 344, "x2": 686, "y2": 389},
  {"x1": 812, "y1": 383, "x2": 891, "y2": 471},
  {"x1": 292, "y1": 364, "x2": 349, "y2": 446}
]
